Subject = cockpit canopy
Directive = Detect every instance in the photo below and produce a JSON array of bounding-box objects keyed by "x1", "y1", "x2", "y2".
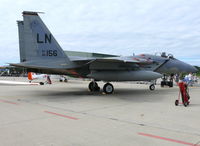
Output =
[{"x1": 158, "y1": 52, "x2": 174, "y2": 59}]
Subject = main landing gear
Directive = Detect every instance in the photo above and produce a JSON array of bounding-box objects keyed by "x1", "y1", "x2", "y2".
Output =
[
  {"x1": 103, "y1": 83, "x2": 114, "y2": 94},
  {"x1": 88, "y1": 81, "x2": 100, "y2": 92},
  {"x1": 88, "y1": 81, "x2": 114, "y2": 94}
]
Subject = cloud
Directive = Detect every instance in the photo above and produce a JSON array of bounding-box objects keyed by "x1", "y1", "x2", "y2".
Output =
[{"x1": 0, "y1": 0, "x2": 200, "y2": 66}]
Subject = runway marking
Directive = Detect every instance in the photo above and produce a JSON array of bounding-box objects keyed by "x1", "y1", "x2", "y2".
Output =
[
  {"x1": 44, "y1": 111, "x2": 79, "y2": 120},
  {"x1": 0, "y1": 99, "x2": 18, "y2": 105},
  {"x1": 138, "y1": 132, "x2": 200, "y2": 146}
]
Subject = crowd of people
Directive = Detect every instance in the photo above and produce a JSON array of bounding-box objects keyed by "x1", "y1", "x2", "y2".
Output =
[{"x1": 175, "y1": 73, "x2": 198, "y2": 86}]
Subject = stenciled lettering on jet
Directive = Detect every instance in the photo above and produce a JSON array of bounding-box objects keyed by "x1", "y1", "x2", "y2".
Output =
[
  {"x1": 37, "y1": 33, "x2": 57, "y2": 56},
  {"x1": 37, "y1": 33, "x2": 52, "y2": 44},
  {"x1": 42, "y1": 50, "x2": 57, "y2": 56}
]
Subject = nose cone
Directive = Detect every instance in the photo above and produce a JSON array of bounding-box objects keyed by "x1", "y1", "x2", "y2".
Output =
[
  {"x1": 178, "y1": 61, "x2": 198, "y2": 73},
  {"x1": 157, "y1": 58, "x2": 198, "y2": 74},
  {"x1": 191, "y1": 66, "x2": 198, "y2": 73},
  {"x1": 188, "y1": 64, "x2": 198, "y2": 73}
]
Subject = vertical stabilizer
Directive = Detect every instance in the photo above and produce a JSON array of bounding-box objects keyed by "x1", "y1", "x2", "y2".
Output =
[
  {"x1": 17, "y1": 11, "x2": 71, "y2": 65},
  {"x1": 17, "y1": 21, "x2": 26, "y2": 62}
]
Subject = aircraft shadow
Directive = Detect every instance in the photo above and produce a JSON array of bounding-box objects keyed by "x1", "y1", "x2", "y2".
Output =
[{"x1": 28, "y1": 87, "x2": 173, "y2": 103}]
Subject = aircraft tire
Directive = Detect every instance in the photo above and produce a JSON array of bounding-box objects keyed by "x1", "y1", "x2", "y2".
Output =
[
  {"x1": 175, "y1": 100, "x2": 179, "y2": 106},
  {"x1": 183, "y1": 101, "x2": 188, "y2": 107},
  {"x1": 103, "y1": 83, "x2": 114, "y2": 94},
  {"x1": 161, "y1": 81, "x2": 165, "y2": 87},
  {"x1": 168, "y1": 81, "x2": 173, "y2": 87},
  {"x1": 149, "y1": 84, "x2": 155, "y2": 91},
  {"x1": 88, "y1": 81, "x2": 100, "y2": 92},
  {"x1": 39, "y1": 82, "x2": 44, "y2": 85}
]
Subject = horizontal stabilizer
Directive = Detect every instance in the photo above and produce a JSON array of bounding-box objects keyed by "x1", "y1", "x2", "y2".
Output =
[{"x1": 9, "y1": 58, "x2": 74, "y2": 69}]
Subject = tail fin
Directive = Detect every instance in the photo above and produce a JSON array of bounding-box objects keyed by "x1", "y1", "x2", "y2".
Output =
[
  {"x1": 17, "y1": 20, "x2": 26, "y2": 62},
  {"x1": 17, "y1": 11, "x2": 71, "y2": 64}
]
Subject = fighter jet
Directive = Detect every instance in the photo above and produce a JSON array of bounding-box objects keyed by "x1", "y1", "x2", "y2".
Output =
[{"x1": 10, "y1": 11, "x2": 197, "y2": 94}]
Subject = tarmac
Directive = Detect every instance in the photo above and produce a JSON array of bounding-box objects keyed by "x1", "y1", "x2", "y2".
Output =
[{"x1": 0, "y1": 77, "x2": 200, "y2": 146}]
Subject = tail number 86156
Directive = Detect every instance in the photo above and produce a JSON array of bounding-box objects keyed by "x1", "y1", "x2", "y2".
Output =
[{"x1": 42, "y1": 50, "x2": 57, "y2": 56}]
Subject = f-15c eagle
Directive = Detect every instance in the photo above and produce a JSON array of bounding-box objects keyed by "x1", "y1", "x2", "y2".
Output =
[{"x1": 10, "y1": 11, "x2": 197, "y2": 94}]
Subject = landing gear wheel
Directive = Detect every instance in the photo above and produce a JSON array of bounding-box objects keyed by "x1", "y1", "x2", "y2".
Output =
[
  {"x1": 181, "y1": 96, "x2": 189, "y2": 107},
  {"x1": 88, "y1": 81, "x2": 100, "y2": 92},
  {"x1": 175, "y1": 100, "x2": 179, "y2": 106},
  {"x1": 103, "y1": 83, "x2": 114, "y2": 94},
  {"x1": 39, "y1": 82, "x2": 44, "y2": 85},
  {"x1": 169, "y1": 81, "x2": 173, "y2": 87},
  {"x1": 149, "y1": 84, "x2": 155, "y2": 91},
  {"x1": 161, "y1": 81, "x2": 165, "y2": 87}
]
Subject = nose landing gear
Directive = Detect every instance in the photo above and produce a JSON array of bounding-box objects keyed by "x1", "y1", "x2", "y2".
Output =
[{"x1": 149, "y1": 84, "x2": 155, "y2": 91}]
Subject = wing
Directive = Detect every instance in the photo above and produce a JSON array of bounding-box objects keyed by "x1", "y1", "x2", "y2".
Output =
[
  {"x1": 87, "y1": 56, "x2": 154, "y2": 71},
  {"x1": 94, "y1": 56, "x2": 153, "y2": 63},
  {"x1": 71, "y1": 56, "x2": 153, "y2": 64}
]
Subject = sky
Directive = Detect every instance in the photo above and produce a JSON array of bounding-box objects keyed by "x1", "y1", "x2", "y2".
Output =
[{"x1": 0, "y1": 0, "x2": 200, "y2": 66}]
